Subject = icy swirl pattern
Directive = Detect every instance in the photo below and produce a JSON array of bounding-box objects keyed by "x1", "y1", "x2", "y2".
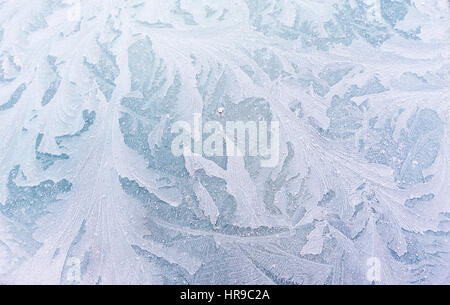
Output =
[{"x1": 0, "y1": 0, "x2": 449, "y2": 284}]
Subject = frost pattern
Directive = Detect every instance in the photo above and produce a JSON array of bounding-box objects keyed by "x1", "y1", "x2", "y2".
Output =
[{"x1": 0, "y1": 0, "x2": 449, "y2": 284}]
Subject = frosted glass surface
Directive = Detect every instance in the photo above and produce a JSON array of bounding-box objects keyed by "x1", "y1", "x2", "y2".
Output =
[{"x1": 0, "y1": 0, "x2": 449, "y2": 284}]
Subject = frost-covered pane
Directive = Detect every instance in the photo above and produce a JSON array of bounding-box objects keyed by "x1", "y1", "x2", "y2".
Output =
[{"x1": 0, "y1": 0, "x2": 449, "y2": 285}]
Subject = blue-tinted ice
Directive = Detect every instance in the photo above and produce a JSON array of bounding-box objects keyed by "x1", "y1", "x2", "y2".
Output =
[{"x1": 0, "y1": 0, "x2": 448, "y2": 284}]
